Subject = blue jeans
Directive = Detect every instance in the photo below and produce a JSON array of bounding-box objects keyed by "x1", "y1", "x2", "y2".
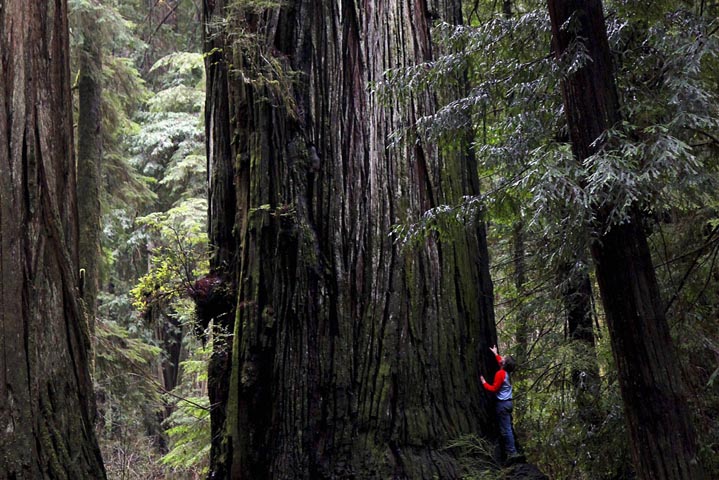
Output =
[{"x1": 496, "y1": 400, "x2": 517, "y2": 455}]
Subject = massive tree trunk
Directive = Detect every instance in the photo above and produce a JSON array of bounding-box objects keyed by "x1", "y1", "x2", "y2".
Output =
[
  {"x1": 77, "y1": 16, "x2": 103, "y2": 333},
  {"x1": 0, "y1": 1, "x2": 107, "y2": 478},
  {"x1": 203, "y1": 0, "x2": 239, "y2": 476},
  {"x1": 204, "y1": 1, "x2": 502, "y2": 478},
  {"x1": 548, "y1": 1, "x2": 705, "y2": 479}
]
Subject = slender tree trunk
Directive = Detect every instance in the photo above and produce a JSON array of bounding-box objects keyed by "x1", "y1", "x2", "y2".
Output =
[
  {"x1": 560, "y1": 260, "x2": 601, "y2": 426},
  {"x1": 548, "y1": 1, "x2": 705, "y2": 478},
  {"x1": 503, "y1": 0, "x2": 512, "y2": 17},
  {"x1": 77, "y1": 18, "x2": 103, "y2": 335},
  {"x1": 513, "y1": 222, "x2": 529, "y2": 369},
  {"x1": 205, "y1": 1, "x2": 505, "y2": 478},
  {"x1": 158, "y1": 311, "x2": 183, "y2": 452},
  {"x1": 0, "y1": 1, "x2": 106, "y2": 478},
  {"x1": 504, "y1": 3, "x2": 530, "y2": 375},
  {"x1": 157, "y1": 312, "x2": 183, "y2": 394}
]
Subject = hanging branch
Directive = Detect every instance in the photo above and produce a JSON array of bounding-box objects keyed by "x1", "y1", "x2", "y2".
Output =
[
  {"x1": 663, "y1": 225, "x2": 719, "y2": 315},
  {"x1": 147, "y1": 0, "x2": 182, "y2": 43}
]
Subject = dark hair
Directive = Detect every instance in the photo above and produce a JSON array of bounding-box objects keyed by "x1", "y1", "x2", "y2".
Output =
[{"x1": 503, "y1": 355, "x2": 517, "y2": 373}]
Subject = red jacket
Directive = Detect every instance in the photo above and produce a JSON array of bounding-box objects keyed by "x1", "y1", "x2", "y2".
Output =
[{"x1": 482, "y1": 354, "x2": 507, "y2": 393}]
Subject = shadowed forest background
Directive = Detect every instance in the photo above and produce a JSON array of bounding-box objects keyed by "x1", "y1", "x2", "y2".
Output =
[{"x1": 0, "y1": 0, "x2": 718, "y2": 479}]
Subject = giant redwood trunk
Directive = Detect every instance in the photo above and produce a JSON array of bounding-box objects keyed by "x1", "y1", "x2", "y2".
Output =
[
  {"x1": 548, "y1": 1, "x2": 705, "y2": 479},
  {"x1": 0, "y1": 1, "x2": 106, "y2": 478},
  {"x1": 203, "y1": 0, "x2": 239, "y2": 475},
  {"x1": 204, "y1": 1, "x2": 500, "y2": 478}
]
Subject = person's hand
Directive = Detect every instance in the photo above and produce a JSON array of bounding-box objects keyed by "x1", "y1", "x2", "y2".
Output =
[
  {"x1": 480, "y1": 375, "x2": 486, "y2": 384},
  {"x1": 489, "y1": 345, "x2": 498, "y2": 356}
]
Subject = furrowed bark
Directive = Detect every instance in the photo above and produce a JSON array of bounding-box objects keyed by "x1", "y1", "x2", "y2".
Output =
[
  {"x1": 204, "y1": 0, "x2": 239, "y2": 476},
  {"x1": 0, "y1": 1, "x2": 106, "y2": 478},
  {"x1": 204, "y1": 1, "x2": 503, "y2": 478}
]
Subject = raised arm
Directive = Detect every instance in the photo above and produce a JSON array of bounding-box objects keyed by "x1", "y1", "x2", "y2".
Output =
[{"x1": 490, "y1": 345, "x2": 503, "y2": 365}]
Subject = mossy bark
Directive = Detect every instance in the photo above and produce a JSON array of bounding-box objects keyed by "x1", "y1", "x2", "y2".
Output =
[
  {"x1": 204, "y1": 0, "x2": 240, "y2": 476},
  {"x1": 205, "y1": 1, "x2": 499, "y2": 478},
  {"x1": 548, "y1": 1, "x2": 705, "y2": 479},
  {"x1": 77, "y1": 16, "x2": 103, "y2": 334},
  {"x1": 0, "y1": 1, "x2": 106, "y2": 478}
]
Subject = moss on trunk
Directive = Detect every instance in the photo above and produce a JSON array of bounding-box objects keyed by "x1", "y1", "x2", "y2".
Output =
[
  {"x1": 0, "y1": 1, "x2": 107, "y2": 478},
  {"x1": 205, "y1": 1, "x2": 503, "y2": 478}
]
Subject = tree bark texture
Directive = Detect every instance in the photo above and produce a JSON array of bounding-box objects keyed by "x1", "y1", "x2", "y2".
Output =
[
  {"x1": 77, "y1": 18, "x2": 103, "y2": 331},
  {"x1": 548, "y1": 1, "x2": 705, "y2": 479},
  {"x1": 205, "y1": 1, "x2": 499, "y2": 478},
  {"x1": 204, "y1": 0, "x2": 239, "y2": 476},
  {"x1": 0, "y1": 1, "x2": 107, "y2": 478}
]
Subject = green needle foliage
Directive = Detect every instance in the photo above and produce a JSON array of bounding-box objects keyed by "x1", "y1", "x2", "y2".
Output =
[
  {"x1": 385, "y1": 0, "x2": 719, "y2": 477},
  {"x1": 69, "y1": 0, "x2": 212, "y2": 476},
  {"x1": 160, "y1": 341, "x2": 212, "y2": 477},
  {"x1": 385, "y1": 1, "x2": 719, "y2": 247}
]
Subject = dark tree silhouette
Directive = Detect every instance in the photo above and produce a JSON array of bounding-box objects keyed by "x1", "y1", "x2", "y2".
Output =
[{"x1": 548, "y1": 1, "x2": 706, "y2": 478}]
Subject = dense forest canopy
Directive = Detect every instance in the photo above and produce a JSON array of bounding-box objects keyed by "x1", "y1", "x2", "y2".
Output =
[{"x1": 0, "y1": 0, "x2": 717, "y2": 479}]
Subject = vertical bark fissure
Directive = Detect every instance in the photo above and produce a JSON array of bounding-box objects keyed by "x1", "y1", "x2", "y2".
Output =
[
  {"x1": 202, "y1": 1, "x2": 241, "y2": 476},
  {"x1": 205, "y1": 1, "x2": 503, "y2": 478},
  {"x1": 1, "y1": 0, "x2": 106, "y2": 477}
]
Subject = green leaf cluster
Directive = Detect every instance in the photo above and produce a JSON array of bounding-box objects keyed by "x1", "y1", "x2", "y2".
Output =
[{"x1": 131, "y1": 199, "x2": 209, "y2": 314}]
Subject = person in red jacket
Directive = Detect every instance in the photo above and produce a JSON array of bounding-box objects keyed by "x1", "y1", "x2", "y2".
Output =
[{"x1": 480, "y1": 345, "x2": 518, "y2": 457}]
